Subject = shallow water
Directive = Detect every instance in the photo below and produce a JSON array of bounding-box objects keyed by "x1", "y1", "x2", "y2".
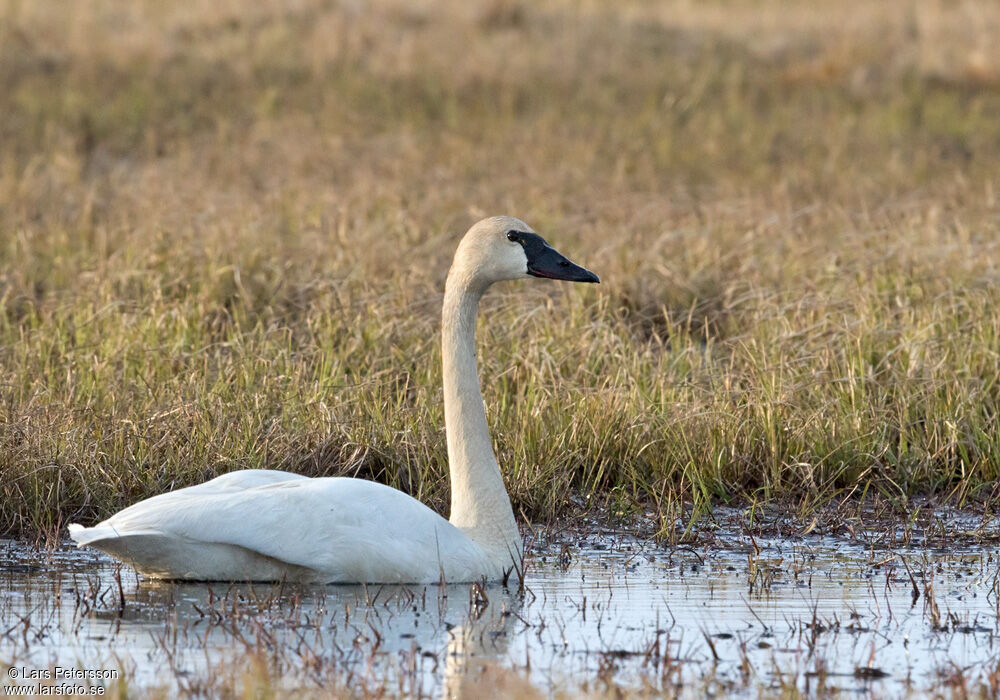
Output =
[{"x1": 1, "y1": 532, "x2": 998, "y2": 697}]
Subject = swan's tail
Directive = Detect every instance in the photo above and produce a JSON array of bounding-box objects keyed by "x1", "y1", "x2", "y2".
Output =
[
  {"x1": 68, "y1": 523, "x2": 141, "y2": 547},
  {"x1": 68, "y1": 523, "x2": 90, "y2": 546}
]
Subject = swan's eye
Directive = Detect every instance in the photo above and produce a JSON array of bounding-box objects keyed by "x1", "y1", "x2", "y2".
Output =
[{"x1": 506, "y1": 231, "x2": 518, "y2": 243}]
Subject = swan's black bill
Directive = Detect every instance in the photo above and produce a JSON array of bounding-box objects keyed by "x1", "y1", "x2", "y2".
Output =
[{"x1": 517, "y1": 232, "x2": 600, "y2": 284}]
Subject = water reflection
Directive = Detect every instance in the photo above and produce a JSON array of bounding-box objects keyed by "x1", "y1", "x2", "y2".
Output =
[{"x1": 1, "y1": 536, "x2": 998, "y2": 697}]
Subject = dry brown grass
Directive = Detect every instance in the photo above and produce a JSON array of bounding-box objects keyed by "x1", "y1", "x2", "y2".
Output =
[{"x1": 2, "y1": 0, "x2": 1000, "y2": 538}]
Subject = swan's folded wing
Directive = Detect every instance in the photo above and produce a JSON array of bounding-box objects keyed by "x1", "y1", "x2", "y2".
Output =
[
  {"x1": 68, "y1": 469, "x2": 307, "y2": 541},
  {"x1": 74, "y1": 475, "x2": 485, "y2": 581}
]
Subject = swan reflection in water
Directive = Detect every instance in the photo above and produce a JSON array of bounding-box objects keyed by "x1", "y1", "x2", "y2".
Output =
[{"x1": 83, "y1": 572, "x2": 525, "y2": 696}]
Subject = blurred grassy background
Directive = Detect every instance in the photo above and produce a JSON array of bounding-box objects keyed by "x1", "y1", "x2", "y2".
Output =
[{"x1": 2, "y1": 0, "x2": 1000, "y2": 538}]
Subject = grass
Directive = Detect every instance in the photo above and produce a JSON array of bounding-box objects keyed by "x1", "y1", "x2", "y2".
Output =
[{"x1": 2, "y1": 0, "x2": 1000, "y2": 538}]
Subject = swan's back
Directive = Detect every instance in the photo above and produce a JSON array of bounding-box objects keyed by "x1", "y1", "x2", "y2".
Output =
[{"x1": 69, "y1": 471, "x2": 492, "y2": 583}]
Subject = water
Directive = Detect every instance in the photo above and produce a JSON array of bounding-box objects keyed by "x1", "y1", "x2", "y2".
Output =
[{"x1": 1, "y1": 532, "x2": 998, "y2": 697}]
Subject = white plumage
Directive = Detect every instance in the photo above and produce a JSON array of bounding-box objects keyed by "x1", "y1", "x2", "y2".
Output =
[
  {"x1": 71, "y1": 472, "x2": 490, "y2": 582},
  {"x1": 69, "y1": 216, "x2": 598, "y2": 582}
]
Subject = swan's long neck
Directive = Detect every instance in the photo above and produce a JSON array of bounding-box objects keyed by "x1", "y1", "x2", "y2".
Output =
[{"x1": 442, "y1": 269, "x2": 520, "y2": 563}]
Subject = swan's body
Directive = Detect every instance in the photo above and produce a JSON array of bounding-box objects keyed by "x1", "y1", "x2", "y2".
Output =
[
  {"x1": 69, "y1": 216, "x2": 598, "y2": 582},
  {"x1": 70, "y1": 472, "x2": 494, "y2": 582}
]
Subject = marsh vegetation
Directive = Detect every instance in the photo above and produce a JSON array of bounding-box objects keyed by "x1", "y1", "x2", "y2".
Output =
[
  {"x1": 3, "y1": 1, "x2": 1000, "y2": 694},
  {"x1": 3, "y1": 0, "x2": 1000, "y2": 538}
]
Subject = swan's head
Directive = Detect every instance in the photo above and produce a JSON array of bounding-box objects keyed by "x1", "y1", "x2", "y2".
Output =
[{"x1": 454, "y1": 216, "x2": 600, "y2": 288}]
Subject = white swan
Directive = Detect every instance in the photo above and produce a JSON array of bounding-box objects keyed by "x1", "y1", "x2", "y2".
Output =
[{"x1": 68, "y1": 216, "x2": 599, "y2": 583}]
